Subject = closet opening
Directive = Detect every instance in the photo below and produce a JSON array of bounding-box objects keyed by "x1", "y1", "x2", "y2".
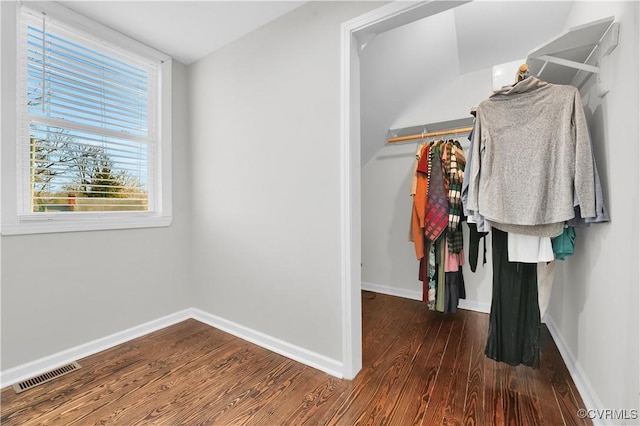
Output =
[
  {"x1": 341, "y1": 0, "x2": 634, "y2": 420},
  {"x1": 343, "y1": 0, "x2": 612, "y2": 392},
  {"x1": 340, "y1": 0, "x2": 472, "y2": 382}
]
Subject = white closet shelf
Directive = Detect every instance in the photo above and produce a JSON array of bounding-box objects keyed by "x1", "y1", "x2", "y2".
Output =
[{"x1": 526, "y1": 16, "x2": 619, "y2": 87}]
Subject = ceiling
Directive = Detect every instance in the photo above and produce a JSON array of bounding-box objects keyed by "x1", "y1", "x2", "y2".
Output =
[
  {"x1": 52, "y1": 1, "x2": 576, "y2": 164},
  {"x1": 58, "y1": 1, "x2": 306, "y2": 65}
]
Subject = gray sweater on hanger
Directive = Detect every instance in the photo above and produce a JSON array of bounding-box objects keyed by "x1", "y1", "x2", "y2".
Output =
[{"x1": 467, "y1": 76, "x2": 596, "y2": 237}]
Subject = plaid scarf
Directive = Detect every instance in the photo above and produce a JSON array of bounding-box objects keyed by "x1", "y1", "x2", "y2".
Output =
[
  {"x1": 445, "y1": 140, "x2": 466, "y2": 253},
  {"x1": 423, "y1": 143, "x2": 449, "y2": 243}
]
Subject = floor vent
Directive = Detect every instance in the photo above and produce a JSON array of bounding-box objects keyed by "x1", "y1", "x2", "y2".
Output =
[{"x1": 13, "y1": 362, "x2": 81, "y2": 393}]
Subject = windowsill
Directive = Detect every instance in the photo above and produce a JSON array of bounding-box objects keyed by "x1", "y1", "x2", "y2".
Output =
[{"x1": 1, "y1": 215, "x2": 173, "y2": 236}]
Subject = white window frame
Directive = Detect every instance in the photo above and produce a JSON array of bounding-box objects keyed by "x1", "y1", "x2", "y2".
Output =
[{"x1": 2, "y1": 1, "x2": 172, "y2": 235}]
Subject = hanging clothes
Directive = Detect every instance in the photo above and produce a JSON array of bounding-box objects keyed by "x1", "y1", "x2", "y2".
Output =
[
  {"x1": 467, "y1": 222, "x2": 488, "y2": 272},
  {"x1": 424, "y1": 142, "x2": 449, "y2": 242},
  {"x1": 462, "y1": 126, "x2": 491, "y2": 233},
  {"x1": 411, "y1": 139, "x2": 467, "y2": 311},
  {"x1": 485, "y1": 229, "x2": 541, "y2": 368},
  {"x1": 409, "y1": 143, "x2": 429, "y2": 260},
  {"x1": 568, "y1": 156, "x2": 610, "y2": 227},
  {"x1": 444, "y1": 141, "x2": 465, "y2": 253},
  {"x1": 466, "y1": 75, "x2": 608, "y2": 368},
  {"x1": 444, "y1": 238, "x2": 466, "y2": 314},
  {"x1": 552, "y1": 226, "x2": 576, "y2": 260},
  {"x1": 467, "y1": 76, "x2": 599, "y2": 237},
  {"x1": 507, "y1": 233, "x2": 554, "y2": 263},
  {"x1": 537, "y1": 260, "x2": 556, "y2": 318}
]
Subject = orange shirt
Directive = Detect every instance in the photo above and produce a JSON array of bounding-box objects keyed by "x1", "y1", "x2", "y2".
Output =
[{"x1": 411, "y1": 144, "x2": 430, "y2": 259}]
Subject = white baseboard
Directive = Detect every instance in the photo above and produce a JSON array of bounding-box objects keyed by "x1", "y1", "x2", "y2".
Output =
[
  {"x1": 0, "y1": 309, "x2": 192, "y2": 388},
  {"x1": 1, "y1": 307, "x2": 344, "y2": 389},
  {"x1": 190, "y1": 308, "x2": 343, "y2": 379},
  {"x1": 544, "y1": 314, "x2": 607, "y2": 426},
  {"x1": 362, "y1": 281, "x2": 491, "y2": 313},
  {"x1": 362, "y1": 281, "x2": 422, "y2": 301},
  {"x1": 457, "y1": 299, "x2": 491, "y2": 314}
]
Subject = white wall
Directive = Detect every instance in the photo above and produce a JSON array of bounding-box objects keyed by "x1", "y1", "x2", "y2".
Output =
[
  {"x1": 359, "y1": 9, "x2": 461, "y2": 165},
  {"x1": 187, "y1": 1, "x2": 382, "y2": 366},
  {"x1": 391, "y1": 68, "x2": 492, "y2": 130},
  {"x1": 548, "y1": 1, "x2": 640, "y2": 419},
  {"x1": 0, "y1": 1, "x2": 192, "y2": 370}
]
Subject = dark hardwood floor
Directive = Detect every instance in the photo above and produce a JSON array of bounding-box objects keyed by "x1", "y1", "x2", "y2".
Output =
[{"x1": 1, "y1": 292, "x2": 591, "y2": 425}]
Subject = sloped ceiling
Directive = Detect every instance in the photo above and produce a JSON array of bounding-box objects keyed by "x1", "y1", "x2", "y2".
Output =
[
  {"x1": 360, "y1": 1, "x2": 574, "y2": 164},
  {"x1": 454, "y1": 1, "x2": 573, "y2": 74}
]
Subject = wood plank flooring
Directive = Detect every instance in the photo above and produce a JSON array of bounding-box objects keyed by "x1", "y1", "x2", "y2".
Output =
[{"x1": 1, "y1": 292, "x2": 591, "y2": 425}]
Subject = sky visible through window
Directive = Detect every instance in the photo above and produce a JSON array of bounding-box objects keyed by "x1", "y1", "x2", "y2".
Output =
[{"x1": 24, "y1": 18, "x2": 152, "y2": 212}]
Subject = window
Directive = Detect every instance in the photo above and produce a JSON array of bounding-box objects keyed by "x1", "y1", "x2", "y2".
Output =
[{"x1": 6, "y1": 4, "x2": 172, "y2": 234}]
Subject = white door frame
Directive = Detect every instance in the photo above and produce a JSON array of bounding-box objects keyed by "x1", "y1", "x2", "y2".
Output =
[{"x1": 339, "y1": 0, "x2": 470, "y2": 379}]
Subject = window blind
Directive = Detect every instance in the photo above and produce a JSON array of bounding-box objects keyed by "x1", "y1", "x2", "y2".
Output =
[{"x1": 18, "y1": 8, "x2": 159, "y2": 214}]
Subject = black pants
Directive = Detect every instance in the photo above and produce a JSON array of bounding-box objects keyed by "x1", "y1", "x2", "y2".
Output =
[{"x1": 485, "y1": 229, "x2": 541, "y2": 367}]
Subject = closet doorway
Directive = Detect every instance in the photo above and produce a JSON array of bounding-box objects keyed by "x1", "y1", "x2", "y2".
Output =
[{"x1": 342, "y1": 0, "x2": 576, "y2": 377}]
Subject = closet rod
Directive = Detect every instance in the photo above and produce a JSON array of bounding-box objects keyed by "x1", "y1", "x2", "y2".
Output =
[{"x1": 387, "y1": 126, "x2": 474, "y2": 144}]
